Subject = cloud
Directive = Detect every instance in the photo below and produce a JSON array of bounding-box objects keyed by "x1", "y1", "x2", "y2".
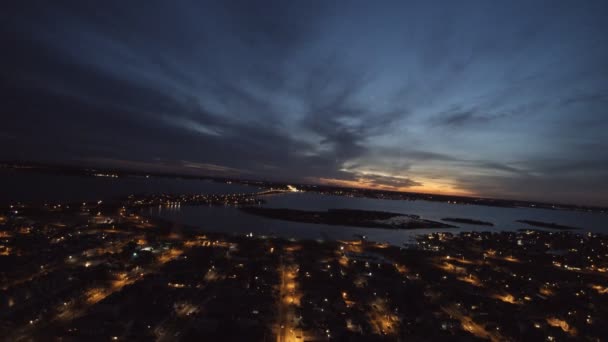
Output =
[
  {"x1": 430, "y1": 104, "x2": 515, "y2": 128},
  {"x1": 317, "y1": 172, "x2": 422, "y2": 191},
  {"x1": 162, "y1": 116, "x2": 222, "y2": 137},
  {"x1": 560, "y1": 92, "x2": 608, "y2": 107}
]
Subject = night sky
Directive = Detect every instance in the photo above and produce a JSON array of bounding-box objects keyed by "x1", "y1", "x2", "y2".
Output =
[{"x1": 1, "y1": 1, "x2": 607, "y2": 205}]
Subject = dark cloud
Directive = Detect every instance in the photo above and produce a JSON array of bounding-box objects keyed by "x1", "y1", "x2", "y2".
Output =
[
  {"x1": 1, "y1": 0, "x2": 608, "y2": 205},
  {"x1": 560, "y1": 92, "x2": 608, "y2": 107},
  {"x1": 315, "y1": 171, "x2": 422, "y2": 191},
  {"x1": 432, "y1": 107, "x2": 494, "y2": 127},
  {"x1": 355, "y1": 173, "x2": 422, "y2": 189}
]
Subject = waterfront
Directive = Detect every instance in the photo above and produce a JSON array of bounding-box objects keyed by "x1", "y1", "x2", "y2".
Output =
[
  {"x1": 153, "y1": 192, "x2": 608, "y2": 245},
  {"x1": 2, "y1": 171, "x2": 607, "y2": 247},
  {"x1": 1, "y1": 175, "x2": 607, "y2": 340}
]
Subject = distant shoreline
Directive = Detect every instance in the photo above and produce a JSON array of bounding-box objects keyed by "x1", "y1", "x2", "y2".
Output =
[{"x1": 1, "y1": 161, "x2": 607, "y2": 214}]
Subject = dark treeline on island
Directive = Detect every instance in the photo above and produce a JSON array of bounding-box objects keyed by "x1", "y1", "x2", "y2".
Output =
[
  {"x1": 441, "y1": 217, "x2": 494, "y2": 226},
  {"x1": 240, "y1": 207, "x2": 456, "y2": 230},
  {"x1": 517, "y1": 220, "x2": 581, "y2": 230}
]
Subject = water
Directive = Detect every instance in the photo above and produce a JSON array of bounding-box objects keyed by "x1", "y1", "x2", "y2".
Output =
[
  {"x1": 152, "y1": 192, "x2": 608, "y2": 246},
  {"x1": 263, "y1": 193, "x2": 608, "y2": 231},
  {"x1": 0, "y1": 169, "x2": 258, "y2": 204},
  {"x1": 2, "y1": 170, "x2": 606, "y2": 245}
]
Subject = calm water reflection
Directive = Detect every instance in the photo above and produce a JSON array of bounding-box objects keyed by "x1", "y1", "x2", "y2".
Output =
[{"x1": 152, "y1": 192, "x2": 608, "y2": 245}]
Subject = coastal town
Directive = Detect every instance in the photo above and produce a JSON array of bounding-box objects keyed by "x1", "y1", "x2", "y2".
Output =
[
  {"x1": 1, "y1": 193, "x2": 607, "y2": 341},
  {"x1": 3, "y1": 1, "x2": 608, "y2": 340}
]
